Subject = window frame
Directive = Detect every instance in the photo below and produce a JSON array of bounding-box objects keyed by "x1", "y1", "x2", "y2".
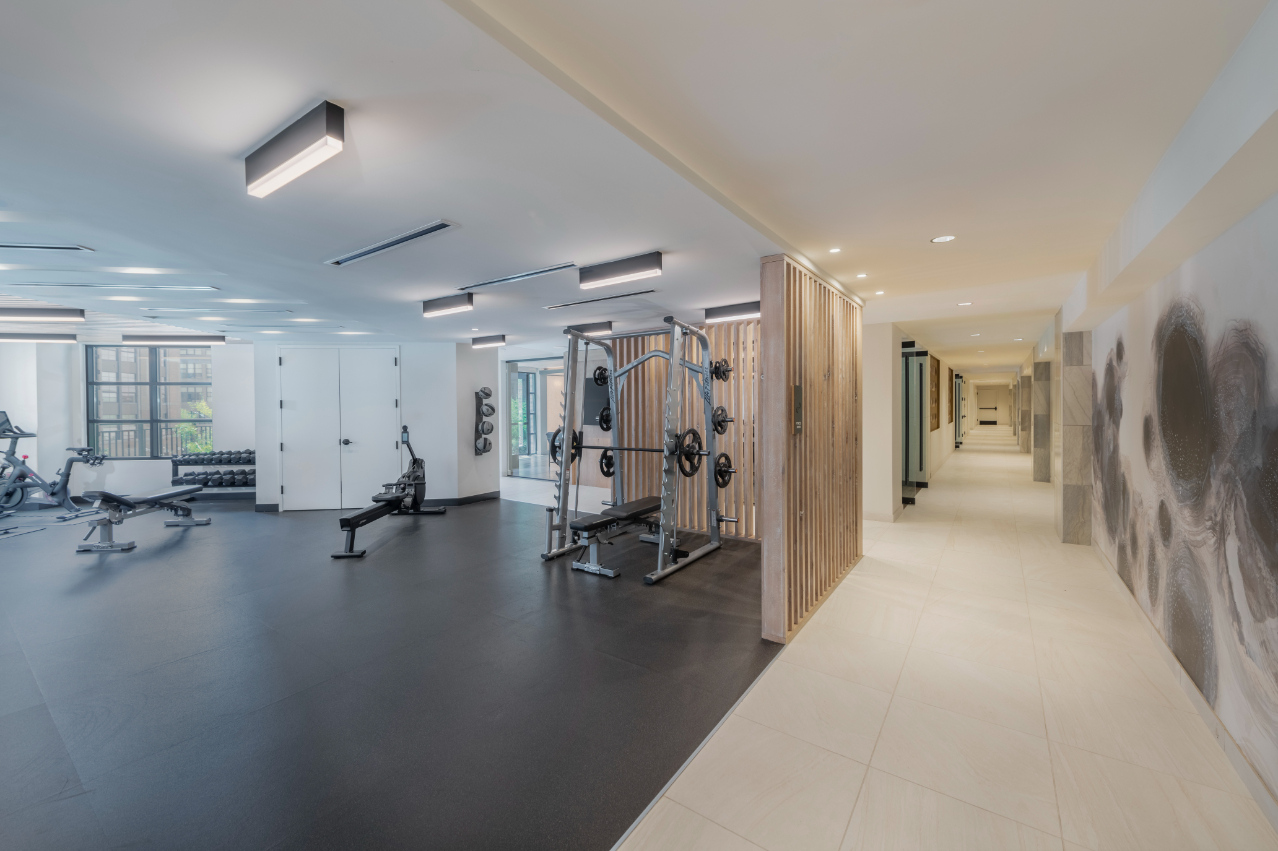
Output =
[{"x1": 85, "y1": 345, "x2": 213, "y2": 459}]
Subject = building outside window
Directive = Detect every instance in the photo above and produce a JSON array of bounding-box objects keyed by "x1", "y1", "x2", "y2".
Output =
[{"x1": 86, "y1": 346, "x2": 213, "y2": 458}]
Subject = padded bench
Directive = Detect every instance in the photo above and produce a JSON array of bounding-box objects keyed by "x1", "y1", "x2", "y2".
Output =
[
  {"x1": 570, "y1": 495, "x2": 663, "y2": 578},
  {"x1": 78, "y1": 485, "x2": 210, "y2": 553}
]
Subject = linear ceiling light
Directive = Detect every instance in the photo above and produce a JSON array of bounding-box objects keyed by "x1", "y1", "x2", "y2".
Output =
[
  {"x1": 423, "y1": 292, "x2": 474, "y2": 318},
  {"x1": 578, "y1": 251, "x2": 662, "y2": 289},
  {"x1": 931, "y1": 235, "x2": 956, "y2": 243},
  {"x1": 459, "y1": 262, "x2": 576, "y2": 291},
  {"x1": 325, "y1": 220, "x2": 455, "y2": 266},
  {"x1": 0, "y1": 243, "x2": 92, "y2": 252},
  {"x1": 0, "y1": 307, "x2": 85, "y2": 322},
  {"x1": 139, "y1": 308, "x2": 293, "y2": 314},
  {"x1": 543, "y1": 289, "x2": 657, "y2": 310},
  {"x1": 472, "y1": 334, "x2": 506, "y2": 349},
  {"x1": 2, "y1": 283, "x2": 219, "y2": 291},
  {"x1": 705, "y1": 301, "x2": 761, "y2": 324},
  {"x1": 122, "y1": 334, "x2": 226, "y2": 345},
  {"x1": 0, "y1": 332, "x2": 78, "y2": 343},
  {"x1": 246, "y1": 101, "x2": 344, "y2": 198},
  {"x1": 568, "y1": 321, "x2": 613, "y2": 336}
]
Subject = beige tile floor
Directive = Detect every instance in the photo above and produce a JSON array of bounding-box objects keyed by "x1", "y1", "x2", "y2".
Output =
[{"x1": 619, "y1": 426, "x2": 1278, "y2": 851}]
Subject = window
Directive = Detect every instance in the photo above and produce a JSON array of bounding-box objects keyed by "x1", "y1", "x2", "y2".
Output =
[{"x1": 86, "y1": 346, "x2": 213, "y2": 458}]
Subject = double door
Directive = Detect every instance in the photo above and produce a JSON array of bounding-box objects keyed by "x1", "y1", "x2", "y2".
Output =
[{"x1": 279, "y1": 347, "x2": 400, "y2": 510}]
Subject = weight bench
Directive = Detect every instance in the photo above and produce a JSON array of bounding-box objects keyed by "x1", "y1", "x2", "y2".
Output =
[
  {"x1": 570, "y1": 495, "x2": 662, "y2": 577},
  {"x1": 77, "y1": 485, "x2": 211, "y2": 553}
]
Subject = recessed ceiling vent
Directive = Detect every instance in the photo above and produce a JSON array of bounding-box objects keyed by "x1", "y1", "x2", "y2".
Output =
[
  {"x1": 0, "y1": 243, "x2": 93, "y2": 251},
  {"x1": 324, "y1": 220, "x2": 456, "y2": 267}
]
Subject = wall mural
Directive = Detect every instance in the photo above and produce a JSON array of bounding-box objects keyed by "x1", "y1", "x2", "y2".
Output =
[{"x1": 1094, "y1": 295, "x2": 1278, "y2": 797}]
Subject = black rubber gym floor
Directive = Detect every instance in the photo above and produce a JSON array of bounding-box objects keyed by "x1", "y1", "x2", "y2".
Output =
[{"x1": 0, "y1": 498, "x2": 777, "y2": 850}]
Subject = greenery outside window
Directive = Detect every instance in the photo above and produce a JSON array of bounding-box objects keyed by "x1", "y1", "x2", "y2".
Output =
[{"x1": 86, "y1": 346, "x2": 213, "y2": 458}]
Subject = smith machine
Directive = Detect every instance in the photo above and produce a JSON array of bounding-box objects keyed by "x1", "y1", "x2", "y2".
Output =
[{"x1": 542, "y1": 316, "x2": 737, "y2": 584}]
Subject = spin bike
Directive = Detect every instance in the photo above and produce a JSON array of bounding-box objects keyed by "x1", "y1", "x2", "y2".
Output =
[{"x1": 0, "y1": 411, "x2": 106, "y2": 520}]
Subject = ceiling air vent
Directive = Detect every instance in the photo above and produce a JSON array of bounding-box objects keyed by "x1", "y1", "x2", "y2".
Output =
[{"x1": 324, "y1": 220, "x2": 456, "y2": 267}]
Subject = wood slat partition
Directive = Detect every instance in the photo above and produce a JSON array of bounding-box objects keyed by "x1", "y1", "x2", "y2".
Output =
[
  {"x1": 605, "y1": 320, "x2": 761, "y2": 540},
  {"x1": 760, "y1": 254, "x2": 863, "y2": 643}
]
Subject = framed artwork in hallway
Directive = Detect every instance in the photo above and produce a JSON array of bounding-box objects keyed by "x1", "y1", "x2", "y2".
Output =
[{"x1": 929, "y1": 355, "x2": 941, "y2": 431}]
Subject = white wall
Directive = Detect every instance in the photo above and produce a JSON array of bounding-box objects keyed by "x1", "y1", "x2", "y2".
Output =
[
  {"x1": 211, "y1": 343, "x2": 255, "y2": 451},
  {"x1": 0, "y1": 343, "x2": 40, "y2": 471},
  {"x1": 454, "y1": 343, "x2": 500, "y2": 498},
  {"x1": 861, "y1": 322, "x2": 903, "y2": 522},
  {"x1": 400, "y1": 342, "x2": 458, "y2": 500}
]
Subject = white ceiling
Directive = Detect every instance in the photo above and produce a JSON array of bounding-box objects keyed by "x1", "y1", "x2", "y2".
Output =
[
  {"x1": 0, "y1": 0, "x2": 1265, "y2": 368},
  {"x1": 0, "y1": 0, "x2": 778, "y2": 349}
]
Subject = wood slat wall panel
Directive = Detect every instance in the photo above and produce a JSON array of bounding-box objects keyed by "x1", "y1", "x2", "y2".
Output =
[
  {"x1": 760, "y1": 255, "x2": 863, "y2": 642},
  {"x1": 607, "y1": 322, "x2": 760, "y2": 540}
]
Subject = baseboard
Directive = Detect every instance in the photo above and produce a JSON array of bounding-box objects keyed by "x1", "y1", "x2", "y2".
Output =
[
  {"x1": 419, "y1": 490, "x2": 499, "y2": 507},
  {"x1": 1092, "y1": 542, "x2": 1278, "y2": 831},
  {"x1": 254, "y1": 503, "x2": 279, "y2": 513}
]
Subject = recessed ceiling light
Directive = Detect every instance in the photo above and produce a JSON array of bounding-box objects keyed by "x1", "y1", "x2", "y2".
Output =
[
  {"x1": 875, "y1": 291, "x2": 885, "y2": 295},
  {"x1": 3, "y1": 283, "x2": 219, "y2": 291},
  {"x1": 422, "y1": 293, "x2": 474, "y2": 318},
  {"x1": 197, "y1": 317, "x2": 227, "y2": 321},
  {"x1": 971, "y1": 333, "x2": 980, "y2": 337},
  {"x1": 246, "y1": 101, "x2": 344, "y2": 198},
  {"x1": 260, "y1": 330, "x2": 284, "y2": 334},
  {"x1": 471, "y1": 327, "x2": 479, "y2": 331},
  {"x1": 220, "y1": 299, "x2": 267, "y2": 304},
  {"x1": 325, "y1": 220, "x2": 456, "y2": 267},
  {"x1": 931, "y1": 235, "x2": 956, "y2": 243},
  {"x1": 335, "y1": 331, "x2": 369, "y2": 335},
  {"x1": 579, "y1": 252, "x2": 662, "y2": 289},
  {"x1": 105, "y1": 296, "x2": 143, "y2": 301},
  {"x1": 856, "y1": 273, "x2": 867, "y2": 278},
  {"x1": 122, "y1": 334, "x2": 225, "y2": 345},
  {"x1": 1014, "y1": 338, "x2": 1023, "y2": 341},
  {"x1": 958, "y1": 302, "x2": 972, "y2": 306},
  {"x1": 459, "y1": 262, "x2": 576, "y2": 292},
  {"x1": 0, "y1": 243, "x2": 92, "y2": 252},
  {"x1": 829, "y1": 248, "x2": 841, "y2": 253},
  {"x1": 543, "y1": 289, "x2": 656, "y2": 310},
  {"x1": 978, "y1": 350, "x2": 984, "y2": 353},
  {"x1": 290, "y1": 318, "x2": 323, "y2": 322},
  {"x1": 110, "y1": 267, "x2": 170, "y2": 274}
]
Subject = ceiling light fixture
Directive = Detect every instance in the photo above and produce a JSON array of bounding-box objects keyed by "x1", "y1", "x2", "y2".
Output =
[
  {"x1": 829, "y1": 248, "x2": 841, "y2": 253},
  {"x1": 0, "y1": 243, "x2": 92, "y2": 252},
  {"x1": 856, "y1": 273, "x2": 867, "y2": 278},
  {"x1": 0, "y1": 332, "x2": 78, "y2": 343},
  {"x1": 246, "y1": 101, "x2": 344, "y2": 198},
  {"x1": 220, "y1": 299, "x2": 269, "y2": 304},
  {"x1": 931, "y1": 235, "x2": 956, "y2": 243},
  {"x1": 958, "y1": 302, "x2": 972, "y2": 306},
  {"x1": 0, "y1": 307, "x2": 86, "y2": 322},
  {"x1": 971, "y1": 333, "x2": 980, "y2": 337},
  {"x1": 472, "y1": 334, "x2": 506, "y2": 349},
  {"x1": 543, "y1": 289, "x2": 657, "y2": 310},
  {"x1": 122, "y1": 334, "x2": 225, "y2": 345},
  {"x1": 325, "y1": 220, "x2": 456, "y2": 266},
  {"x1": 2, "y1": 283, "x2": 219, "y2": 291},
  {"x1": 568, "y1": 321, "x2": 613, "y2": 337},
  {"x1": 422, "y1": 292, "x2": 474, "y2": 318},
  {"x1": 875, "y1": 291, "x2": 885, "y2": 295},
  {"x1": 105, "y1": 296, "x2": 143, "y2": 301},
  {"x1": 579, "y1": 251, "x2": 662, "y2": 289},
  {"x1": 260, "y1": 330, "x2": 285, "y2": 334},
  {"x1": 704, "y1": 301, "x2": 761, "y2": 324},
  {"x1": 1014, "y1": 338, "x2": 1023, "y2": 341},
  {"x1": 335, "y1": 331, "x2": 369, "y2": 335},
  {"x1": 290, "y1": 318, "x2": 323, "y2": 322},
  {"x1": 140, "y1": 307, "x2": 293, "y2": 314},
  {"x1": 459, "y1": 262, "x2": 576, "y2": 291}
]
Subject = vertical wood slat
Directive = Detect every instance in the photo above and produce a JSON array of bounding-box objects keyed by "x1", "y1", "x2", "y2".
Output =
[{"x1": 760, "y1": 254, "x2": 864, "y2": 643}]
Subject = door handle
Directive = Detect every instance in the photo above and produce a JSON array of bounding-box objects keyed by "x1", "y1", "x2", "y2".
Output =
[{"x1": 341, "y1": 439, "x2": 352, "y2": 445}]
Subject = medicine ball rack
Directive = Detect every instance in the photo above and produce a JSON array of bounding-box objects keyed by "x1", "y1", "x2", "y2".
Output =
[{"x1": 543, "y1": 315, "x2": 737, "y2": 584}]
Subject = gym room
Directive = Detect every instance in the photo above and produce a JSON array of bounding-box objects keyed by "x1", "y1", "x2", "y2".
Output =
[{"x1": 8, "y1": 2, "x2": 1278, "y2": 850}]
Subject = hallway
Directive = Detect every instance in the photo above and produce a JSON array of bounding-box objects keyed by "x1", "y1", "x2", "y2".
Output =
[{"x1": 619, "y1": 426, "x2": 1278, "y2": 850}]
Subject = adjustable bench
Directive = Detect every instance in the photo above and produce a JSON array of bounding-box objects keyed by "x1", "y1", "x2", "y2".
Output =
[
  {"x1": 570, "y1": 495, "x2": 662, "y2": 577},
  {"x1": 77, "y1": 485, "x2": 211, "y2": 552}
]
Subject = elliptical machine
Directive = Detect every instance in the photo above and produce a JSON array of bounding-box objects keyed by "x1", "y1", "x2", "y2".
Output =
[{"x1": 0, "y1": 411, "x2": 106, "y2": 520}]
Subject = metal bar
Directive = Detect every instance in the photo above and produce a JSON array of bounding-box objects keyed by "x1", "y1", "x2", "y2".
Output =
[
  {"x1": 644, "y1": 541, "x2": 721, "y2": 584},
  {"x1": 544, "y1": 337, "x2": 579, "y2": 559},
  {"x1": 655, "y1": 321, "x2": 686, "y2": 575}
]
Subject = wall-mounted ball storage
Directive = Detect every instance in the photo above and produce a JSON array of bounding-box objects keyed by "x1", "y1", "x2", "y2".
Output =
[{"x1": 475, "y1": 386, "x2": 495, "y2": 455}]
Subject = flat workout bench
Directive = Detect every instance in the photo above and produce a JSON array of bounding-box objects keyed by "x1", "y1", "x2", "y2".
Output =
[
  {"x1": 568, "y1": 495, "x2": 661, "y2": 577},
  {"x1": 78, "y1": 485, "x2": 211, "y2": 552}
]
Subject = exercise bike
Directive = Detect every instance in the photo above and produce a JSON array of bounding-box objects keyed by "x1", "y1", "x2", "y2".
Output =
[{"x1": 0, "y1": 411, "x2": 106, "y2": 520}]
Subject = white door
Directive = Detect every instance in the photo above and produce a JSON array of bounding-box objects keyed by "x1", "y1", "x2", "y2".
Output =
[
  {"x1": 338, "y1": 348, "x2": 401, "y2": 509},
  {"x1": 280, "y1": 348, "x2": 342, "y2": 510}
]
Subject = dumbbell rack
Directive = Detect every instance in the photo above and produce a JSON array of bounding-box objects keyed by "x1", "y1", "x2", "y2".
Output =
[{"x1": 170, "y1": 451, "x2": 256, "y2": 500}]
